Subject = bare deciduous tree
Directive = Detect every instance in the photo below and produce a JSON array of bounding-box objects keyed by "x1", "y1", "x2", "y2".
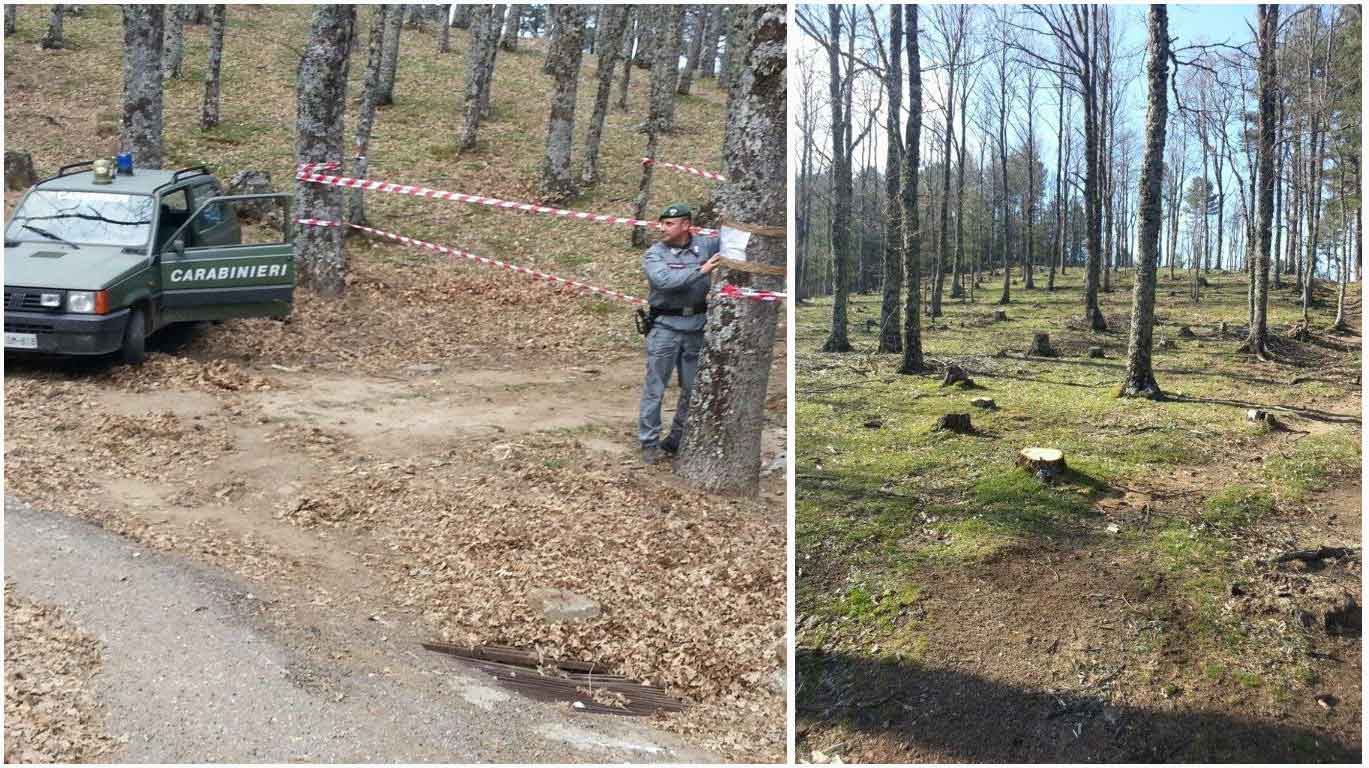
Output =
[{"x1": 121, "y1": 5, "x2": 164, "y2": 168}]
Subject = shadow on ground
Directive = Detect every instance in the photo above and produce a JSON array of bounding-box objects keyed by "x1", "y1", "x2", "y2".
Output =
[{"x1": 797, "y1": 649, "x2": 1361, "y2": 763}]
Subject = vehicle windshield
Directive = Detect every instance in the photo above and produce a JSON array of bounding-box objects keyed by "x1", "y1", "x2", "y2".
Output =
[{"x1": 5, "y1": 190, "x2": 154, "y2": 248}]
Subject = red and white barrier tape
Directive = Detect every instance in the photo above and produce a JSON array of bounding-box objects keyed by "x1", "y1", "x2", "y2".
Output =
[
  {"x1": 297, "y1": 218, "x2": 648, "y2": 306},
  {"x1": 720, "y1": 283, "x2": 786, "y2": 302},
  {"x1": 296, "y1": 170, "x2": 720, "y2": 236},
  {"x1": 641, "y1": 157, "x2": 728, "y2": 183},
  {"x1": 296, "y1": 218, "x2": 787, "y2": 307}
]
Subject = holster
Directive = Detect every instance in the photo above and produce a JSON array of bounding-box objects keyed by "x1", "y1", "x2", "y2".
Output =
[{"x1": 635, "y1": 307, "x2": 654, "y2": 336}]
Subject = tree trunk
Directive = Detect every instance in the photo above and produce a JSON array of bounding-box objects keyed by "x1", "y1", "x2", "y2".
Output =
[
  {"x1": 615, "y1": 9, "x2": 636, "y2": 110},
  {"x1": 478, "y1": 5, "x2": 505, "y2": 119},
  {"x1": 898, "y1": 5, "x2": 925, "y2": 374},
  {"x1": 376, "y1": 4, "x2": 403, "y2": 106},
  {"x1": 452, "y1": 4, "x2": 470, "y2": 30},
  {"x1": 821, "y1": 5, "x2": 851, "y2": 353},
  {"x1": 996, "y1": 43, "x2": 1011, "y2": 307},
  {"x1": 41, "y1": 4, "x2": 65, "y2": 49},
  {"x1": 200, "y1": 5, "x2": 225, "y2": 129},
  {"x1": 649, "y1": 6, "x2": 685, "y2": 131},
  {"x1": 580, "y1": 5, "x2": 628, "y2": 186},
  {"x1": 676, "y1": 5, "x2": 785, "y2": 497},
  {"x1": 953, "y1": 82, "x2": 969, "y2": 299},
  {"x1": 1272, "y1": 96, "x2": 1284, "y2": 288},
  {"x1": 350, "y1": 5, "x2": 387, "y2": 226},
  {"x1": 121, "y1": 5, "x2": 164, "y2": 169},
  {"x1": 295, "y1": 5, "x2": 355, "y2": 299},
  {"x1": 5, "y1": 6, "x2": 17, "y2": 37},
  {"x1": 438, "y1": 8, "x2": 450, "y2": 53},
  {"x1": 677, "y1": 5, "x2": 704, "y2": 95},
  {"x1": 161, "y1": 5, "x2": 184, "y2": 77},
  {"x1": 717, "y1": 6, "x2": 737, "y2": 91},
  {"x1": 1081, "y1": 8, "x2": 1106, "y2": 330},
  {"x1": 539, "y1": 5, "x2": 586, "y2": 203},
  {"x1": 1240, "y1": 4, "x2": 1278, "y2": 355},
  {"x1": 1120, "y1": 5, "x2": 1168, "y2": 398},
  {"x1": 1024, "y1": 77, "x2": 1037, "y2": 291},
  {"x1": 878, "y1": 6, "x2": 903, "y2": 354},
  {"x1": 933, "y1": 25, "x2": 958, "y2": 317},
  {"x1": 500, "y1": 4, "x2": 521, "y2": 51},
  {"x1": 458, "y1": 5, "x2": 495, "y2": 151},
  {"x1": 700, "y1": 4, "x2": 722, "y2": 79},
  {"x1": 632, "y1": 9, "x2": 654, "y2": 69}
]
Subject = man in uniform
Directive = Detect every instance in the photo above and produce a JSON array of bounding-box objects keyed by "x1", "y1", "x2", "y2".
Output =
[{"x1": 638, "y1": 203, "x2": 722, "y2": 465}]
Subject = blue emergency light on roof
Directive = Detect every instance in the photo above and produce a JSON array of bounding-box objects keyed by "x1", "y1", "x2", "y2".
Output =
[{"x1": 116, "y1": 153, "x2": 134, "y2": 175}]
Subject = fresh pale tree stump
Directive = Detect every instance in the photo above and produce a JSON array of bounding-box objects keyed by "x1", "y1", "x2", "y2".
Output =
[
  {"x1": 1017, "y1": 447, "x2": 1066, "y2": 479},
  {"x1": 935, "y1": 413, "x2": 973, "y2": 433},
  {"x1": 1028, "y1": 332, "x2": 1054, "y2": 357}
]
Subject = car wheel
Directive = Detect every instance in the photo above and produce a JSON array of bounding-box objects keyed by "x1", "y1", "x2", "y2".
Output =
[{"x1": 121, "y1": 308, "x2": 147, "y2": 365}]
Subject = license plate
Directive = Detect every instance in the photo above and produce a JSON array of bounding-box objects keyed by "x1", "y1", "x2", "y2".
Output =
[{"x1": 4, "y1": 332, "x2": 37, "y2": 349}]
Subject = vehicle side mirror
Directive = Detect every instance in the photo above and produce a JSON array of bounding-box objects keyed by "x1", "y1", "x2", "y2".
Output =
[{"x1": 171, "y1": 237, "x2": 186, "y2": 256}]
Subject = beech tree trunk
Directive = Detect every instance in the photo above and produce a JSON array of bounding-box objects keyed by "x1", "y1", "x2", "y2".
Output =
[
  {"x1": 649, "y1": 6, "x2": 685, "y2": 132},
  {"x1": 676, "y1": 5, "x2": 785, "y2": 497},
  {"x1": 700, "y1": 5, "x2": 722, "y2": 79},
  {"x1": 500, "y1": 4, "x2": 521, "y2": 51},
  {"x1": 376, "y1": 5, "x2": 403, "y2": 106},
  {"x1": 121, "y1": 5, "x2": 164, "y2": 169},
  {"x1": 899, "y1": 5, "x2": 925, "y2": 373},
  {"x1": 539, "y1": 4, "x2": 586, "y2": 203},
  {"x1": 1241, "y1": 4, "x2": 1278, "y2": 356},
  {"x1": 200, "y1": 5, "x2": 225, "y2": 129},
  {"x1": 438, "y1": 8, "x2": 450, "y2": 53},
  {"x1": 615, "y1": 9, "x2": 636, "y2": 110},
  {"x1": 452, "y1": 5, "x2": 471, "y2": 30},
  {"x1": 161, "y1": 5, "x2": 184, "y2": 77},
  {"x1": 677, "y1": 5, "x2": 704, "y2": 95},
  {"x1": 877, "y1": 6, "x2": 903, "y2": 354},
  {"x1": 1120, "y1": 5, "x2": 1168, "y2": 398},
  {"x1": 41, "y1": 4, "x2": 65, "y2": 49},
  {"x1": 580, "y1": 5, "x2": 628, "y2": 186},
  {"x1": 478, "y1": 5, "x2": 505, "y2": 119},
  {"x1": 458, "y1": 5, "x2": 495, "y2": 151},
  {"x1": 633, "y1": 11, "x2": 655, "y2": 69},
  {"x1": 5, "y1": 6, "x2": 17, "y2": 37},
  {"x1": 820, "y1": 5, "x2": 851, "y2": 353},
  {"x1": 351, "y1": 4, "x2": 387, "y2": 225},
  {"x1": 295, "y1": 5, "x2": 355, "y2": 299}
]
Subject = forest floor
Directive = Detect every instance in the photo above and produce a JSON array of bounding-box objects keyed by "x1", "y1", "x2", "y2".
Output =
[
  {"x1": 4, "y1": 7, "x2": 785, "y2": 762},
  {"x1": 796, "y1": 268, "x2": 1361, "y2": 763}
]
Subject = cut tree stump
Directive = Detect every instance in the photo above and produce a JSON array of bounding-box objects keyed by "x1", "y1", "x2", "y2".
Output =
[
  {"x1": 1246, "y1": 408, "x2": 1283, "y2": 430},
  {"x1": 941, "y1": 365, "x2": 970, "y2": 387},
  {"x1": 935, "y1": 413, "x2": 972, "y2": 433},
  {"x1": 1027, "y1": 332, "x2": 1054, "y2": 357},
  {"x1": 1087, "y1": 346, "x2": 1105, "y2": 359},
  {"x1": 970, "y1": 397, "x2": 996, "y2": 410},
  {"x1": 992, "y1": 309, "x2": 1008, "y2": 322},
  {"x1": 1017, "y1": 447, "x2": 1066, "y2": 480},
  {"x1": 1178, "y1": 325, "x2": 1196, "y2": 338}
]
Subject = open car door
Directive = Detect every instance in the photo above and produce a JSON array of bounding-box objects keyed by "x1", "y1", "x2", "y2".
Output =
[{"x1": 158, "y1": 193, "x2": 295, "y2": 323}]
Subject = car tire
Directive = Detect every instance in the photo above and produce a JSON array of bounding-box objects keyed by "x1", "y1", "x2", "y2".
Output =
[{"x1": 121, "y1": 308, "x2": 147, "y2": 366}]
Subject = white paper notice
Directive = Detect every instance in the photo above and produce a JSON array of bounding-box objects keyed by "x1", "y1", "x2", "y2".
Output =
[{"x1": 720, "y1": 226, "x2": 751, "y2": 262}]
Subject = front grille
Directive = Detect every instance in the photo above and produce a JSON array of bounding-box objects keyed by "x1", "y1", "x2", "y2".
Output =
[
  {"x1": 4, "y1": 288, "x2": 63, "y2": 311},
  {"x1": 5, "y1": 322, "x2": 54, "y2": 333}
]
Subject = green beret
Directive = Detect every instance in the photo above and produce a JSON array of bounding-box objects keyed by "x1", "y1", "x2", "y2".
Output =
[{"x1": 658, "y1": 203, "x2": 693, "y2": 220}]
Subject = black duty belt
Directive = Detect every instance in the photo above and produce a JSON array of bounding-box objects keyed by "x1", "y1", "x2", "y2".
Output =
[{"x1": 651, "y1": 303, "x2": 708, "y2": 317}]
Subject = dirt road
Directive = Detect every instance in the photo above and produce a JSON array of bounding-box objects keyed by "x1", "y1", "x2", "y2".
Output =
[{"x1": 4, "y1": 495, "x2": 717, "y2": 763}]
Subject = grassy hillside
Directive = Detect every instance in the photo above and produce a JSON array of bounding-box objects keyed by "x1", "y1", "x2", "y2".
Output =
[{"x1": 796, "y1": 270, "x2": 1361, "y2": 762}]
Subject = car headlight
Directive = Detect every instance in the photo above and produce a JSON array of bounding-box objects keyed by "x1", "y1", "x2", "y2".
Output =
[{"x1": 66, "y1": 291, "x2": 97, "y2": 313}]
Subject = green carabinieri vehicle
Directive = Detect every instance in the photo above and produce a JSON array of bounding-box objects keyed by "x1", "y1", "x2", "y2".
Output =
[{"x1": 4, "y1": 159, "x2": 294, "y2": 364}]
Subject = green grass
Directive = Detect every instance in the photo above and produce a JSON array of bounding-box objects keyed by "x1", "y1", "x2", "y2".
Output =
[
  {"x1": 798, "y1": 269, "x2": 1359, "y2": 733},
  {"x1": 1265, "y1": 431, "x2": 1361, "y2": 502},
  {"x1": 1202, "y1": 484, "x2": 1276, "y2": 528}
]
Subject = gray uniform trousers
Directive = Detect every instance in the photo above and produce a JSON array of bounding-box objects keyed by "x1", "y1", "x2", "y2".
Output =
[{"x1": 638, "y1": 324, "x2": 703, "y2": 447}]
